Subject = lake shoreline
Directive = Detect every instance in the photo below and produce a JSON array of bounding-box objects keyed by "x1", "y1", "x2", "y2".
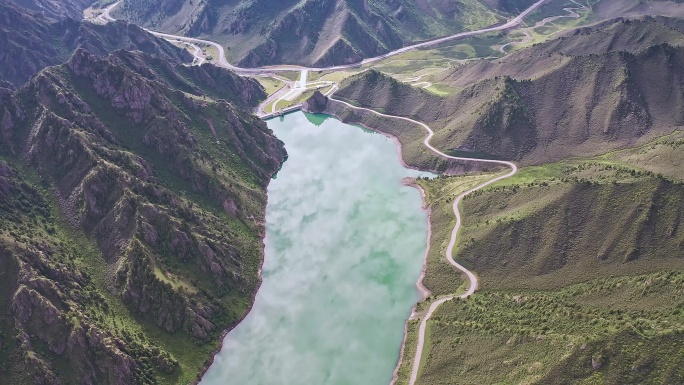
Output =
[
  {"x1": 391, "y1": 178, "x2": 434, "y2": 385},
  {"x1": 200, "y1": 111, "x2": 431, "y2": 384},
  {"x1": 192, "y1": 176, "x2": 273, "y2": 385},
  {"x1": 298, "y1": 107, "x2": 439, "y2": 385},
  {"x1": 303, "y1": 106, "x2": 439, "y2": 385},
  {"x1": 305, "y1": 107, "x2": 439, "y2": 175}
]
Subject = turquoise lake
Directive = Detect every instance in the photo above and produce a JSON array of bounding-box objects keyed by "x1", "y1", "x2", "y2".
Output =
[{"x1": 201, "y1": 111, "x2": 430, "y2": 385}]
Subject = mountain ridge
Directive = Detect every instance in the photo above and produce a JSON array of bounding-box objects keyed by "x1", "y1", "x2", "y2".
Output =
[
  {"x1": 0, "y1": 1, "x2": 191, "y2": 87},
  {"x1": 332, "y1": 17, "x2": 684, "y2": 165},
  {"x1": 114, "y1": 0, "x2": 537, "y2": 67},
  {"x1": 0, "y1": 47, "x2": 286, "y2": 384}
]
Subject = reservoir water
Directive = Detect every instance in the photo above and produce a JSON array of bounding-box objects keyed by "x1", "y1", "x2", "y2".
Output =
[{"x1": 201, "y1": 112, "x2": 430, "y2": 385}]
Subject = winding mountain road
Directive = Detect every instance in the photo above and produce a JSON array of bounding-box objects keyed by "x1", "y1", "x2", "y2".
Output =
[
  {"x1": 96, "y1": 1, "x2": 117, "y2": 23},
  {"x1": 94, "y1": 2, "x2": 544, "y2": 384},
  {"x1": 499, "y1": 0, "x2": 586, "y2": 53},
  {"x1": 401, "y1": 75, "x2": 433, "y2": 89},
  {"x1": 188, "y1": 43, "x2": 206, "y2": 66},
  {"x1": 330, "y1": 98, "x2": 517, "y2": 385},
  {"x1": 97, "y1": 0, "x2": 549, "y2": 74}
]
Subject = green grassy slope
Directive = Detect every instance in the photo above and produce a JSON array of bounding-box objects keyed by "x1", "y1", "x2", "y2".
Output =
[
  {"x1": 0, "y1": 49, "x2": 285, "y2": 384},
  {"x1": 417, "y1": 273, "x2": 684, "y2": 385},
  {"x1": 603, "y1": 131, "x2": 684, "y2": 181},
  {"x1": 459, "y1": 166, "x2": 684, "y2": 290},
  {"x1": 395, "y1": 145, "x2": 684, "y2": 384},
  {"x1": 413, "y1": 174, "x2": 504, "y2": 295}
]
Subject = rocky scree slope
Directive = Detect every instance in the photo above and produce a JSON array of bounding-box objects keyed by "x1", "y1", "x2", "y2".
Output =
[
  {"x1": 333, "y1": 17, "x2": 684, "y2": 165},
  {"x1": 0, "y1": 48, "x2": 285, "y2": 384},
  {"x1": 0, "y1": 1, "x2": 191, "y2": 87},
  {"x1": 113, "y1": 0, "x2": 531, "y2": 67}
]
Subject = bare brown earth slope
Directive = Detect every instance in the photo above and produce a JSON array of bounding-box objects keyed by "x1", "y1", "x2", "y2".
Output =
[{"x1": 334, "y1": 16, "x2": 684, "y2": 165}]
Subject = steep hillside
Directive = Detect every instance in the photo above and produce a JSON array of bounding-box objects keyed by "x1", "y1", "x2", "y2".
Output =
[
  {"x1": 8, "y1": 0, "x2": 95, "y2": 19},
  {"x1": 509, "y1": 16, "x2": 684, "y2": 59},
  {"x1": 460, "y1": 167, "x2": 684, "y2": 290},
  {"x1": 0, "y1": 49, "x2": 285, "y2": 383},
  {"x1": 397, "y1": 154, "x2": 684, "y2": 384},
  {"x1": 333, "y1": 17, "x2": 684, "y2": 165},
  {"x1": 594, "y1": 0, "x2": 684, "y2": 20},
  {"x1": 114, "y1": 0, "x2": 512, "y2": 67},
  {"x1": 0, "y1": 1, "x2": 191, "y2": 87}
]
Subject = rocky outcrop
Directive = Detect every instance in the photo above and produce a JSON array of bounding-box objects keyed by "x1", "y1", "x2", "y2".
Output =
[
  {"x1": 303, "y1": 90, "x2": 329, "y2": 113},
  {"x1": 0, "y1": 161, "x2": 178, "y2": 384},
  {"x1": 592, "y1": 354, "x2": 604, "y2": 370}
]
